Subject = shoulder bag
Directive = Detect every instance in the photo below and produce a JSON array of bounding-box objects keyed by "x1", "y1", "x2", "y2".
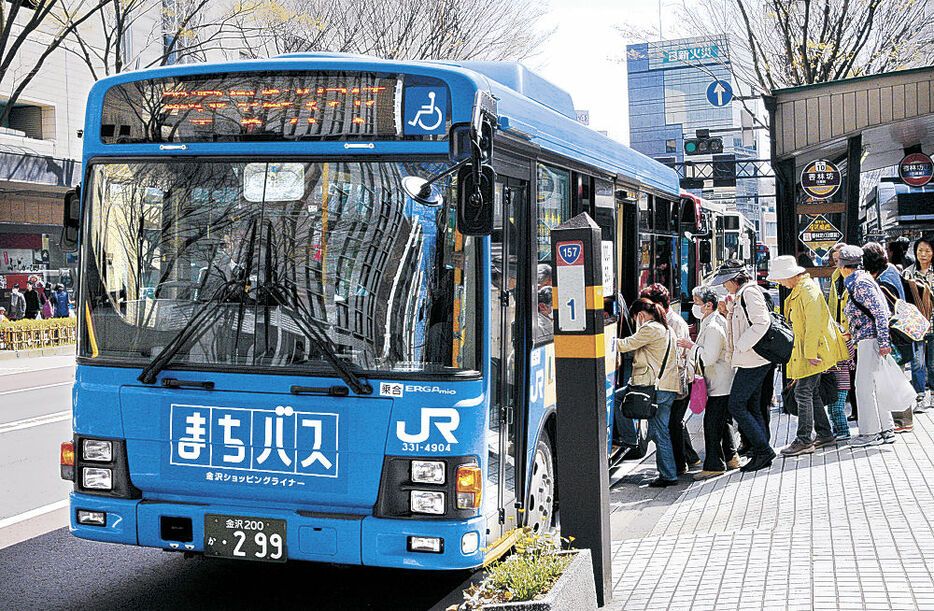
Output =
[
  {"x1": 621, "y1": 331, "x2": 672, "y2": 419},
  {"x1": 739, "y1": 288, "x2": 794, "y2": 364},
  {"x1": 879, "y1": 285, "x2": 931, "y2": 342},
  {"x1": 850, "y1": 284, "x2": 931, "y2": 343},
  {"x1": 688, "y1": 351, "x2": 708, "y2": 414}
]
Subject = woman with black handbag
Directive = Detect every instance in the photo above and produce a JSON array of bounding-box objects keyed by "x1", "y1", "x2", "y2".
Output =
[
  {"x1": 616, "y1": 298, "x2": 681, "y2": 487},
  {"x1": 713, "y1": 260, "x2": 777, "y2": 473}
]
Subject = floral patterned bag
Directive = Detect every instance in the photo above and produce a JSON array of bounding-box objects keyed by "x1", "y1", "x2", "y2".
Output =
[{"x1": 890, "y1": 298, "x2": 931, "y2": 342}]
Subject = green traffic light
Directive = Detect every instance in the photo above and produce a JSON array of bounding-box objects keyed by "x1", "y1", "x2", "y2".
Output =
[{"x1": 685, "y1": 141, "x2": 696, "y2": 153}]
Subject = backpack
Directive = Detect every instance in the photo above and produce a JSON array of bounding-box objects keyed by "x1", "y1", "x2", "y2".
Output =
[{"x1": 902, "y1": 274, "x2": 933, "y2": 321}]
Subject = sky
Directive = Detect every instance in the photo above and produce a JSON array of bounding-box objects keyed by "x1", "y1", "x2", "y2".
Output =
[{"x1": 531, "y1": 0, "x2": 680, "y2": 145}]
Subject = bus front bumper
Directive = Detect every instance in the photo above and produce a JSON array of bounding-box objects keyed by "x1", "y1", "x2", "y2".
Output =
[{"x1": 68, "y1": 492, "x2": 485, "y2": 569}]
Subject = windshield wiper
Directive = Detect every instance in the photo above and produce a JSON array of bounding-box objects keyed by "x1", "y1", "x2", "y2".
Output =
[
  {"x1": 139, "y1": 218, "x2": 262, "y2": 385},
  {"x1": 265, "y1": 279, "x2": 373, "y2": 396},
  {"x1": 137, "y1": 276, "x2": 252, "y2": 385}
]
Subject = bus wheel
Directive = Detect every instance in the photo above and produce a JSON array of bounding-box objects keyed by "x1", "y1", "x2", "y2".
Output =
[
  {"x1": 623, "y1": 419, "x2": 649, "y2": 460},
  {"x1": 526, "y1": 432, "x2": 555, "y2": 534}
]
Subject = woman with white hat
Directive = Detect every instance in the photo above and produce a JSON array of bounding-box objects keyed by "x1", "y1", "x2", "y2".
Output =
[{"x1": 768, "y1": 256, "x2": 848, "y2": 456}]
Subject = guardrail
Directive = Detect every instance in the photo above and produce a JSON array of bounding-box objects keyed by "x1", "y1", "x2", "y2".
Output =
[{"x1": 0, "y1": 318, "x2": 77, "y2": 351}]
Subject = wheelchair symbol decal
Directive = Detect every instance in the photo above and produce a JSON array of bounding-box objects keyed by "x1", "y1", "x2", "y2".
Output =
[{"x1": 404, "y1": 87, "x2": 447, "y2": 135}]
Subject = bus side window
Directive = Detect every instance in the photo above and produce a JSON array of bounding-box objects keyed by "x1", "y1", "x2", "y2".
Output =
[{"x1": 534, "y1": 164, "x2": 570, "y2": 344}]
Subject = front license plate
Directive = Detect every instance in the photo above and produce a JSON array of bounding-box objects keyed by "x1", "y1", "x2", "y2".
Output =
[{"x1": 204, "y1": 514, "x2": 287, "y2": 563}]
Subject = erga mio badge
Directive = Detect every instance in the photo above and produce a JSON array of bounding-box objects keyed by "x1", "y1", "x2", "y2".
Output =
[{"x1": 800, "y1": 160, "x2": 842, "y2": 200}]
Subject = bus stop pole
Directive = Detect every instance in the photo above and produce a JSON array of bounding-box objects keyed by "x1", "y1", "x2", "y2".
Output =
[{"x1": 550, "y1": 213, "x2": 612, "y2": 607}]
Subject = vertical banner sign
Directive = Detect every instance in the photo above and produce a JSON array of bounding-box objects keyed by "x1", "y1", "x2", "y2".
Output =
[
  {"x1": 800, "y1": 160, "x2": 842, "y2": 200},
  {"x1": 899, "y1": 153, "x2": 934, "y2": 187},
  {"x1": 601, "y1": 241, "x2": 614, "y2": 296},
  {"x1": 556, "y1": 241, "x2": 586, "y2": 331}
]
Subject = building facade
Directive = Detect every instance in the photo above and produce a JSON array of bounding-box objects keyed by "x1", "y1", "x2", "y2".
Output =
[
  {"x1": 0, "y1": 1, "x2": 255, "y2": 305},
  {"x1": 626, "y1": 35, "x2": 771, "y2": 246}
]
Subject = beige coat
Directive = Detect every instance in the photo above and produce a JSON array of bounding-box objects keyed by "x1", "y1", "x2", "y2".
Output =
[
  {"x1": 615, "y1": 321, "x2": 680, "y2": 393},
  {"x1": 726, "y1": 282, "x2": 771, "y2": 369},
  {"x1": 690, "y1": 311, "x2": 734, "y2": 396}
]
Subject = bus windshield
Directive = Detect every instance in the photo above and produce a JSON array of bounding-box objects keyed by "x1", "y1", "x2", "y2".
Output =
[
  {"x1": 82, "y1": 159, "x2": 478, "y2": 376},
  {"x1": 723, "y1": 231, "x2": 739, "y2": 260}
]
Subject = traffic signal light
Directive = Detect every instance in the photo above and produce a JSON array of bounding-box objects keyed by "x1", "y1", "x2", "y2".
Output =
[
  {"x1": 713, "y1": 153, "x2": 736, "y2": 187},
  {"x1": 684, "y1": 136, "x2": 723, "y2": 156}
]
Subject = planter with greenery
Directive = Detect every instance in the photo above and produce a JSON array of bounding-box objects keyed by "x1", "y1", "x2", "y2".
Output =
[{"x1": 456, "y1": 528, "x2": 597, "y2": 611}]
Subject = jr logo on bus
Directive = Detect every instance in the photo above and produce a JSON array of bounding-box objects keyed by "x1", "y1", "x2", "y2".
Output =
[{"x1": 396, "y1": 408, "x2": 460, "y2": 444}]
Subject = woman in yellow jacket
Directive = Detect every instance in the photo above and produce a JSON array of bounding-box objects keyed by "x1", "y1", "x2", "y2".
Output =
[{"x1": 768, "y1": 256, "x2": 849, "y2": 456}]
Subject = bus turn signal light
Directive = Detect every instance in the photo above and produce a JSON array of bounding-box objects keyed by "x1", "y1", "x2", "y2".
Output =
[
  {"x1": 60, "y1": 441, "x2": 75, "y2": 481},
  {"x1": 455, "y1": 465, "x2": 482, "y2": 509}
]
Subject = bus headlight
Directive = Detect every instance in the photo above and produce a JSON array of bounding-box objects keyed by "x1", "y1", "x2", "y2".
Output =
[
  {"x1": 82, "y1": 467, "x2": 113, "y2": 490},
  {"x1": 82, "y1": 439, "x2": 113, "y2": 462},
  {"x1": 411, "y1": 460, "x2": 445, "y2": 484},
  {"x1": 410, "y1": 490, "x2": 445, "y2": 515}
]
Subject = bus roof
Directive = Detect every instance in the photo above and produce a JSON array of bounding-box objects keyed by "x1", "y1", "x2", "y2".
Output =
[{"x1": 85, "y1": 54, "x2": 680, "y2": 197}]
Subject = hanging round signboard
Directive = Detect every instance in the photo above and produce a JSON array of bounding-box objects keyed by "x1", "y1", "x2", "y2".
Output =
[
  {"x1": 898, "y1": 153, "x2": 933, "y2": 187},
  {"x1": 800, "y1": 160, "x2": 842, "y2": 200}
]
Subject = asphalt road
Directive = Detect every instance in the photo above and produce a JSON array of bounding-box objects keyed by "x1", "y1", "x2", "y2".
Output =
[
  {"x1": 0, "y1": 375, "x2": 73, "y2": 520},
  {"x1": 1, "y1": 528, "x2": 478, "y2": 610}
]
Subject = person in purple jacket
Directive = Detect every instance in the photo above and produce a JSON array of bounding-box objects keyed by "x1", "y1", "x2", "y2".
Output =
[{"x1": 838, "y1": 245, "x2": 897, "y2": 447}]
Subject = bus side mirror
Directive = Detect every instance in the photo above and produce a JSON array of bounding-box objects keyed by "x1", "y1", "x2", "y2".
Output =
[
  {"x1": 457, "y1": 164, "x2": 495, "y2": 236},
  {"x1": 699, "y1": 239, "x2": 711, "y2": 264},
  {"x1": 62, "y1": 187, "x2": 81, "y2": 253}
]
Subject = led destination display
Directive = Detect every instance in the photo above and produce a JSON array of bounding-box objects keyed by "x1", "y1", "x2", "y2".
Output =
[{"x1": 101, "y1": 72, "x2": 450, "y2": 143}]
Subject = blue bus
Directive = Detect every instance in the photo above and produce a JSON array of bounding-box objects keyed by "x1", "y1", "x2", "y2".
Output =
[{"x1": 59, "y1": 53, "x2": 682, "y2": 570}]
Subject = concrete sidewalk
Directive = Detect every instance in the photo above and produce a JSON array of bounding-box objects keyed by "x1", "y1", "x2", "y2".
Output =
[
  {"x1": 0, "y1": 347, "x2": 75, "y2": 393},
  {"x1": 610, "y1": 406, "x2": 934, "y2": 610}
]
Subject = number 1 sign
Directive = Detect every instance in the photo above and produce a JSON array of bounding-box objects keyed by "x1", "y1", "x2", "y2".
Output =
[{"x1": 556, "y1": 241, "x2": 586, "y2": 332}]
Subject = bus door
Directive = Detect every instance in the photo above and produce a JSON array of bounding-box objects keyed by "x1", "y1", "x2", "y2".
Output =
[{"x1": 487, "y1": 177, "x2": 528, "y2": 541}]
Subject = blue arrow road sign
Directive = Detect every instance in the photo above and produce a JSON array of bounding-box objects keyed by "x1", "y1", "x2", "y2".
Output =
[{"x1": 706, "y1": 80, "x2": 733, "y2": 107}]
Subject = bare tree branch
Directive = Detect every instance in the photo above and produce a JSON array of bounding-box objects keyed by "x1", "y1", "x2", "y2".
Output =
[
  {"x1": 230, "y1": 0, "x2": 549, "y2": 63},
  {"x1": 682, "y1": 0, "x2": 934, "y2": 95}
]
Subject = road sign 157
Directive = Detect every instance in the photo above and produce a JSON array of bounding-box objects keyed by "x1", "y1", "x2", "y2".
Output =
[{"x1": 555, "y1": 241, "x2": 586, "y2": 332}]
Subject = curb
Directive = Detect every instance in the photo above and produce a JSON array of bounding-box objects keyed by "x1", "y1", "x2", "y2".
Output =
[
  {"x1": 0, "y1": 346, "x2": 77, "y2": 361},
  {"x1": 0, "y1": 500, "x2": 69, "y2": 550}
]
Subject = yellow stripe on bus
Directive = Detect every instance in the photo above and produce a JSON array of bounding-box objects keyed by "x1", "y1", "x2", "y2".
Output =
[
  {"x1": 84, "y1": 304, "x2": 99, "y2": 358},
  {"x1": 483, "y1": 529, "x2": 519, "y2": 567}
]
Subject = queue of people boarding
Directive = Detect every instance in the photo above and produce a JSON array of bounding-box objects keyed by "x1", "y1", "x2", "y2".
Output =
[{"x1": 616, "y1": 236, "x2": 934, "y2": 487}]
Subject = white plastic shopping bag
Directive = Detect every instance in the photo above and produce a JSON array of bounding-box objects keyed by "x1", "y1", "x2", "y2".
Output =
[{"x1": 873, "y1": 354, "x2": 916, "y2": 412}]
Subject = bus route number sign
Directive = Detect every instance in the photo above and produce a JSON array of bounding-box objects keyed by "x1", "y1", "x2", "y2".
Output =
[
  {"x1": 800, "y1": 160, "x2": 842, "y2": 200},
  {"x1": 899, "y1": 153, "x2": 934, "y2": 187},
  {"x1": 556, "y1": 241, "x2": 586, "y2": 332}
]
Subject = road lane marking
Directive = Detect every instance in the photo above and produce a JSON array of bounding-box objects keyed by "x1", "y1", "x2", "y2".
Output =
[
  {"x1": 0, "y1": 410, "x2": 71, "y2": 434},
  {"x1": 0, "y1": 381, "x2": 72, "y2": 396},
  {"x1": 0, "y1": 499, "x2": 69, "y2": 530},
  {"x1": 0, "y1": 499, "x2": 70, "y2": 550}
]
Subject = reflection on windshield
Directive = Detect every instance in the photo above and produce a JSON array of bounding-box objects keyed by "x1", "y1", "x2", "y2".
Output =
[{"x1": 83, "y1": 160, "x2": 478, "y2": 375}]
